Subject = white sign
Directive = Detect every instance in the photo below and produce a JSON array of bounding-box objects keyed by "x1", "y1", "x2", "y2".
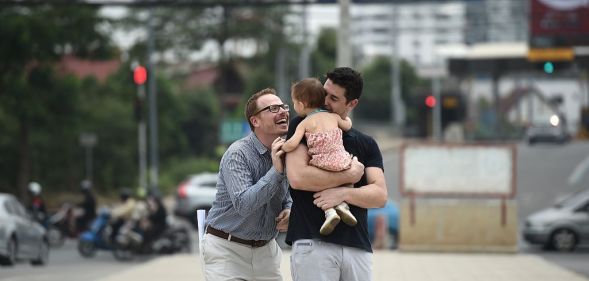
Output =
[{"x1": 402, "y1": 144, "x2": 515, "y2": 196}]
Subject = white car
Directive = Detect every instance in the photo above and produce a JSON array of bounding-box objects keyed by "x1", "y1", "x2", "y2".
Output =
[
  {"x1": 523, "y1": 188, "x2": 589, "y2": 251},
  {"x1": 526, "y1": 115, "x2": 571, "y2": 145},
  {"x1": 0, "y1": 193, "x2": 49, "y2": 266},
  {"x1": 173, "y1": 173, "x2": 218, "y2": 226}
]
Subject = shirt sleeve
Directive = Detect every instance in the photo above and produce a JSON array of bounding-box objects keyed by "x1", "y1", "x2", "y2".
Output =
[{"x1": 221, "y1": 149, "x2": 287, "y2": 217}]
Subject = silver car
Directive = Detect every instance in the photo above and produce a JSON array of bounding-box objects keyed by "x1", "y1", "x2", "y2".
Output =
[
  {"x1": 0, "y1": 193, "x2": 49, "y2": 266},
  {"x1": 173, "y1": 172, "x2": 218, "y2": 226},
  {"x1": 523, "y1": 188, "x2": 589, "y2": 251}
]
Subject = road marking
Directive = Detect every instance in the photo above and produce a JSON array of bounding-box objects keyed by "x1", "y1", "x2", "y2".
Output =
[{"x1": 567, "y1": 154, "x2": 589, "y2": 186}]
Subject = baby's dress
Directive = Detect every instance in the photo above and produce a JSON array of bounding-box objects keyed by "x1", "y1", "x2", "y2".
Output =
[{"x1": 306, "y1": 128, "x2": 352, "y2": 172}]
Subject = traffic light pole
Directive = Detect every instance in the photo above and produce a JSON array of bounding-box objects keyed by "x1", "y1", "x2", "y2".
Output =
[
  {"x1": 432, "y1": 77, "x2": 442, "y2": 141},
  {"x1": 147, "y1": 8, "x2": 159, "y2": 194},
  {"x1": 137, "y1": 85, "x2": 148, "y2": 196}
]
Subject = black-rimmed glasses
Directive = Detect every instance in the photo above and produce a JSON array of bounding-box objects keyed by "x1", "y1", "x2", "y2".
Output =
[{"x1": 254, "y1": 104, "x2": 289, "y2": 115}]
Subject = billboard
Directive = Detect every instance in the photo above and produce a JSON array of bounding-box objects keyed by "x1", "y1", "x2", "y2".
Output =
[{"x1": 530, "y1": 0, "x2": 589, "y2": 47}]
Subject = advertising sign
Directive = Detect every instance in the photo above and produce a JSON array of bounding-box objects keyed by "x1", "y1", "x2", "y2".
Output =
[{"x1": 530, "y1": 0, "x2": 589, "y2": 47}]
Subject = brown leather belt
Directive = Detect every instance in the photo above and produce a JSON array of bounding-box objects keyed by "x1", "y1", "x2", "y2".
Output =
[{"x1": 206, "y1": 226, "x2": 270, "y2": 248}]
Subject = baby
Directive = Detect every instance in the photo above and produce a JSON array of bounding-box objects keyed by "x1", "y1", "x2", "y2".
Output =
[{"x1": 282, "y1": 78, "x2": 357, "y2": 235}]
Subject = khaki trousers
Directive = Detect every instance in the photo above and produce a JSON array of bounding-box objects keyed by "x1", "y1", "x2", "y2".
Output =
[
  {"x1": 290, "y1": 239, "x2": 372, "y2": 281},
  {"x1": 202, "y1": 233, "x2": 283, "y2": 281}
]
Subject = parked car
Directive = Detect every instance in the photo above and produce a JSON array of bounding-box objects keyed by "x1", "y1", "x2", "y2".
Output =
[
  {"x1": 526, "y1": 115, "x2": 571, "y2": 145},
  {"x1": 522, "y1": 188, "x2": 589, "y2": 251},
  {"x1": 0, "y1": 193, "x2": 49, "y2": 266},
  {"x1": 367, "y1": 199, "x2": 399, "y2": 249},
  {"x1": 173, "y1": 172, "x2": 218, "y2": 226}
]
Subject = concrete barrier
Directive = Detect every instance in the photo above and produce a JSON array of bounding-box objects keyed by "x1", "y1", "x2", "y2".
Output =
[{"x1": 399, "y1": 198, "x2": 518, "y2": 253}]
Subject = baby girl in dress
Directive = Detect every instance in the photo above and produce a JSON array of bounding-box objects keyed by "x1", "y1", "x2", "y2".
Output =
[{"x1": 282, "y1": 78, "x2": 357, "y2": 235}]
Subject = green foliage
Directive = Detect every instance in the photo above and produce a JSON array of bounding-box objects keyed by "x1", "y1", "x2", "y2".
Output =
[
  {"x1": 356, "y1": 56, "x2": 425, "y2": 121},
  {"x1": 310, "y1": 28, "x2": 336, "y2": 78}
]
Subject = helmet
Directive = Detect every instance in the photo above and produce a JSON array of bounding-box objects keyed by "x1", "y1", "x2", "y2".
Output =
[
  {"x1": 81, "y1": 180, "x2": 92, "y2": 190},
  {"x1": 28, "y1": 182, "x2": 42, "y2": 195},
  {"x1": 119, "y1": 188, "x2": 132, "y2": 201}
]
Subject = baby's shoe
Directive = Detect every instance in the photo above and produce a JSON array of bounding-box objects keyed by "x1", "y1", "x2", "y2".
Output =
[
  {"x1": 320, "y1": 208, "x2": 340, "y2": 236},
  {"x1": 335, "y1": 203, "x2": 357, "y2": 226}
]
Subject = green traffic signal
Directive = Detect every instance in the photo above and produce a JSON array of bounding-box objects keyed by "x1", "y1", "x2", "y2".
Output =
[{"x1": 543, "y1": 61, "x2": 554, "y2": 74}]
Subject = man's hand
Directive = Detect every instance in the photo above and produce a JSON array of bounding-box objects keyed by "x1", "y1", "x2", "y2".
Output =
[
  {"x1": 347, "y1": 156, "x2": 365, "y2": 183},
  {"x1": 313, "y1": 187, "x2": 348, "y2": 210},
  {"x1": 271, "y1": 137, "x2": 286, "y2": 173},
  {"x1": 275, "y1": 209, "x2": 290, "y2": 232}
]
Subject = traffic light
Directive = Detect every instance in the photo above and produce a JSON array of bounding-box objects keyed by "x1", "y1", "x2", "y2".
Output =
[
  {"x1": 425, "y1": 95, "x2": 436, "y2": 108},
  {"x1": 543, "y1": 61, "x2": 554, "y2": 74},
  {"x1": 133, "y1": 65, "x2": 147, "y2": 86}
]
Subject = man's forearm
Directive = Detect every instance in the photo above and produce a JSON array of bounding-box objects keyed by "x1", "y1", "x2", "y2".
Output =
[{"x1": 286, "y1": 144, "x2": 357, "y2": 191}]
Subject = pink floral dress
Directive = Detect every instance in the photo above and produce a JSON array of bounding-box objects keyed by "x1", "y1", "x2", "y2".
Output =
[{"x1": 306, "y1": 128, "x2": 352, "y2": 172}]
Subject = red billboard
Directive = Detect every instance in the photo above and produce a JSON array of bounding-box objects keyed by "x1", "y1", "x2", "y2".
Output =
[{"x1": 530, "y1": 0, "x2": 589, "y2": 47}]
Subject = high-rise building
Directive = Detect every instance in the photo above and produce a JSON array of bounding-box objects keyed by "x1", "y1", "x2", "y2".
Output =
[
  {"x1": 349, "y1": 2, "x2": 466, "y2": 73},
  {"x1": 465, "y1": 0, "x2": 527, "y2": 44}
]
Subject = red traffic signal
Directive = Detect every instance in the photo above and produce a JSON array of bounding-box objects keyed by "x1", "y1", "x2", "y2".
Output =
[
  {"x1": 425, "y1": 95, "x2": 436, "y2": 108},
  {"x1": 133, "y1": 66, "x2": 147, "y2": 85}
]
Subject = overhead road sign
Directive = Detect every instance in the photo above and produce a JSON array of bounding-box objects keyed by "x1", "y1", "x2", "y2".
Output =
[{"x1": 527, "y1": 48, "x2": 575, "y2": 62}]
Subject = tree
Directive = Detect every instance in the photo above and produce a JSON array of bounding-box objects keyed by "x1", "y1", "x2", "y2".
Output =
[
  {"x1": 310, "y1": 28, "x2": 337, "y2": 78},
  {"x1": 356, "y1": 56, "x2": 425, "y2": 121},
  {"x1": 0, "y1": 6, "x2": 116, "y2": 198}
]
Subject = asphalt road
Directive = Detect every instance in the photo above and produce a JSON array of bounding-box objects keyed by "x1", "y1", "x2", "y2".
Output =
[{"x1": 0, "y1": 239, "x2": 144, "y2": 281}]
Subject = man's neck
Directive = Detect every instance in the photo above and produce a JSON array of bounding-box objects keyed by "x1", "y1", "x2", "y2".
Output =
[{"x1": 254, "y1": 132, "x2": 279, "y2": 150}]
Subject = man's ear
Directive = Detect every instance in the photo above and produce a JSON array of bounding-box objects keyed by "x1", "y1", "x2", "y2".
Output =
[
  {"x1": 250, "y1": 116, "x2": 260, "y2": 128},
  {"x1": 347, "y1": 99, "x2": 359, "y2": 110}
]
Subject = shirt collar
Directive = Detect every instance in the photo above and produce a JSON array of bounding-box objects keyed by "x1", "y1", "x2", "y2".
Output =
[{"x1": 248, "y1": 132, "x2": 269, "y2": 155}]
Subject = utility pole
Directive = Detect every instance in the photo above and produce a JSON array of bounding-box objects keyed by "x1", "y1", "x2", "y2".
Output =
[
  {"x1": 432, "y1": 76, "x2": 442, "y2": 141},
  {"x1": 390, "y1": 4, "x2": 405, "y2": 133},
  {"x1": 132, "y1": 63, "x2": 148, "y2": 194},
  {"x1": 299, "y1": 5, "x2": 310, "y2": 79},
  {"x1": 147, "y1": 8, "x2": 159, "y2": 194},
  {"x1": 337, "y1": 0, "x2": 352, "y2": 68}
]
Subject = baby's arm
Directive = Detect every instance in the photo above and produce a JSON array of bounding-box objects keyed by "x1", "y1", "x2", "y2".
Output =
[
  {"x1": 338, "y1": 116, "x2": 352, "y2": 131},
  {"x1": 282, "y1": 121, "x2": 307, "y2": 152}
]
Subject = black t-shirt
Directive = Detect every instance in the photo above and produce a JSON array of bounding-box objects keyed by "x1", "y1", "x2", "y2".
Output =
[{"x1": 285, "y1": 116, "x2": 384, "y2": 253}]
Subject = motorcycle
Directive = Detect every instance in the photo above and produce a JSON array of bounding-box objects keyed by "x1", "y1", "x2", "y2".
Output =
[
  {"x1": 47, "y1": 203, "x2": 87, "y2": 247},
  {"x1": 112, "y1": 218, "x2": 191, "y2": 261},
  {"x1": 78, "y1": 208, "x2": 112, "y2": 258}
]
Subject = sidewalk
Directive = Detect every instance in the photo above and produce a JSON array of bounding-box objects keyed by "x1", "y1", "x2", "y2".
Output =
[{"x1": 97, "y1": 251, "x2": 589, "y2": 281}]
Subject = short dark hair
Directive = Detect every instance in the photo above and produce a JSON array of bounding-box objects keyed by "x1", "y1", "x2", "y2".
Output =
[
  {"x1": 325, "y1": 67, "x2": 363, "y2": 102},
  {"x1": 245, "y1": 88, "x2": 277, "y2": 131},
  {"x1": 291, "y1": 78, "x2": 326, "y2": 109}
]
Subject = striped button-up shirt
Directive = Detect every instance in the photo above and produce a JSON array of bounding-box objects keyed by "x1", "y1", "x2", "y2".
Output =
[{"x1": 206, "y1": 132, "x2": 292, "y2": 240}]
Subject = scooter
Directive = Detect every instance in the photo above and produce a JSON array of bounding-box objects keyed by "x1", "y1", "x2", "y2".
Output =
[
  {"x1": 112, "y1": 218, "x2": 191, "y2": 261},
  {"x1": 78, "y1": 208, "x2": 112, "y2": 258},
  {"x1": 46, "y1": 203, "x2": 79, "y2": 247}
]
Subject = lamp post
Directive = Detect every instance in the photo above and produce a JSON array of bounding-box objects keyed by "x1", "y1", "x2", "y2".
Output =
[{"x1": 79, "y1": 132, "x2": 97, "y2": 183}]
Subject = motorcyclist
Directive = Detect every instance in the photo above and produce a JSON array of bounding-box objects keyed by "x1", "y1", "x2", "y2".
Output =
[
  {"x1": 143, "y1": 192, "x2": 168, "y2": 246},
  {"x1": 76, "y1": 180, "x2": 97, "y2": 232},
  {"x1": 28, "y1": 182, "x2": 48, "y2": 227},
  {"x1": 109, "y1": 188, "x2": 136, "y2": 243}
]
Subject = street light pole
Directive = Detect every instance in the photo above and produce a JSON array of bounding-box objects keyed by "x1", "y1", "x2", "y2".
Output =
[
  {"x1": 390, "y1": 4, "x2": 405, "y2": 133},
  {"x1": 79, "y1": 132, "x2": 97, "y2": 183},
  {"x1": 147, "y1": 8, "x2": 159, "y2": 194}
]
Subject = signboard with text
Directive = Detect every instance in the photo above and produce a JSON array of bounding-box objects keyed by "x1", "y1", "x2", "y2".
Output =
[{"x1": 530, "y1": 0, "x2": 589, "y2": 47}]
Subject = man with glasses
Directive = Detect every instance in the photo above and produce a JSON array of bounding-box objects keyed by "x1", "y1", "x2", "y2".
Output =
[
  {"x1": 203, "y1": 88, "x2": 292, "y2": 281},
  {"x1": 285, "y1": 67, "x2": 388, "y2": 281}
]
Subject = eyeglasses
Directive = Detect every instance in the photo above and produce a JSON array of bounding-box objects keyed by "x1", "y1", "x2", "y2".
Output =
[{"x1": 253, "y1": 104, "x2": 289, "y2": 115}]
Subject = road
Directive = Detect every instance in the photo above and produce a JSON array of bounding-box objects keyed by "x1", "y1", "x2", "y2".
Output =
[
  {"x1": 2, "y1": 140, "x2": 588, "y2": 280},
  {"x1": 0, "y1": 239, "x2": 143, "y2": 281}
]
